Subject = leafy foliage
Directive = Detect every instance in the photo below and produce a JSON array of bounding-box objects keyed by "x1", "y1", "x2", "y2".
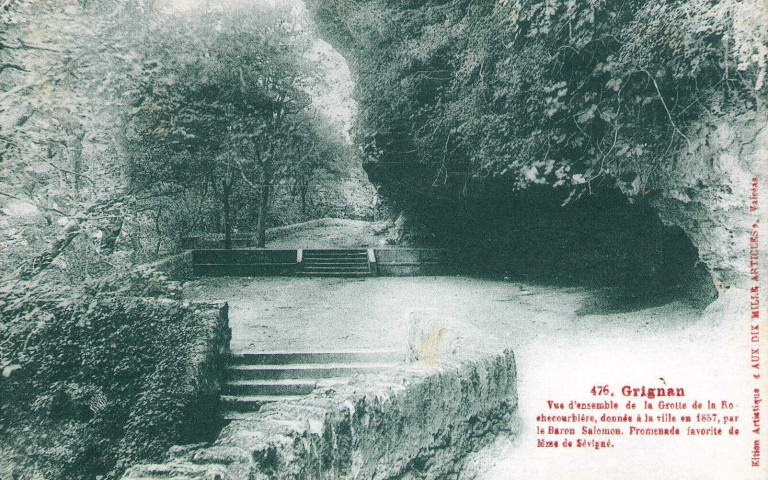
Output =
[
  {"x1": 310, "y1": 0, "x2": 767, "y2": 199},
  {"x1": 125, "y1": 5, "x2": 363, "y2": 247},
  {"x1": 0, "y1": 295, "x2": 225, "y2": 479},
  {"x1": 0, "y1": 0, "x2": 169, "y2": 284},
  {"x1": 1, "y1": 0, "x2": 371, "y2": 292}
]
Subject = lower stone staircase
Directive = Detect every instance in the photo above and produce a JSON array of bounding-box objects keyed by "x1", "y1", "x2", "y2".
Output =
[
  {"x1": 299, "y1": 249, "x2": 372, "y2": 277},
  {"x1": 221, "y1": 349, "x2": 403, "y2": 420}
]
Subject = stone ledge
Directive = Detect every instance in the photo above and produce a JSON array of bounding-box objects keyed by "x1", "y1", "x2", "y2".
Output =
[{"x1": 123, "y1": 323, "x2": 516, "y2": 480}]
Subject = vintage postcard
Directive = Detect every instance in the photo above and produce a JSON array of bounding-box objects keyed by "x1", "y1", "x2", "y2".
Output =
[{"x1": 1, "y1": 0, "x2": 766, "y2": 479}]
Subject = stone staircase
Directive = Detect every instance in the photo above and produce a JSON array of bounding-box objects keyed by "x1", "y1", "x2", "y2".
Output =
[
  {"x1": 299, "y1": 249, "x2": 373, "y2": 277},
  {"x1": 221, "y1": 349, "x2": 403, "y2": 420}
]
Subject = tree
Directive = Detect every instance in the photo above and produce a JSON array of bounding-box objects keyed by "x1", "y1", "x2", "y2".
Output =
[
  {"x1": 127, "y1": 4, "x2": 320, "y2": 248},
  {"x1": 308, "y1": 0, "x2": 767, "y2": 198},
  {"x1": 0, "y1": 0, "x2": 152, "y2": 284}
]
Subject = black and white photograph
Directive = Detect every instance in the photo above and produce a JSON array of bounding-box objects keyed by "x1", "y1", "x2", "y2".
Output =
[{"x1": 0, "y1": 0, "x2": 766, "y2": 478}]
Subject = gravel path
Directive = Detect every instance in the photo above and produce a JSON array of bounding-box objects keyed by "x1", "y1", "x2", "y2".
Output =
[
  {"x1": 184, "y1": 276, "x2": 591, "y2": 353},
  {"x1": 184, "y1": 276, "x2": 754, "y2": 479}
]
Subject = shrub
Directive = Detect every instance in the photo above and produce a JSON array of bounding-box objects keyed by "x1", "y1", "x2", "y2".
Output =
[{"x1": 0, "y1": 295, "x2": 227, "y2": 479}]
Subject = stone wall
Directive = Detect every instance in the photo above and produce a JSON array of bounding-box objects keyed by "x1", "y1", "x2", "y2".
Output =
[
  {"x1": 145, "y1": 251, "x2": 195, "y2": 280},
  {"x1": 123, "y1": 313, "x2": 517, "y2": 480},
  {"x1": 191, "y1": 249, "x2": 298, "y2": 276},
  {"x1": 373, "y1": 248, "x2": 451, "y2": 276}
]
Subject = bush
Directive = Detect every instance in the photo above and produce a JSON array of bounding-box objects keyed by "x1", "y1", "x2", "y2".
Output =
[{"x1": 0, "y1": 295, "x2": 227, "y2": 479}]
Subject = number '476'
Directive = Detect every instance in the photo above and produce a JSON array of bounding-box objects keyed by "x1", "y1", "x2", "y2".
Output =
[{"x1": 591, "y1": 385, "x2": 610, "y2": 395}]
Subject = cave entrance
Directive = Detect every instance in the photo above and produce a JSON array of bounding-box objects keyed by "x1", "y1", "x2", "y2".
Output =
[{"x1": 390, "y1": 185, "x2": 717, "y2": 313}]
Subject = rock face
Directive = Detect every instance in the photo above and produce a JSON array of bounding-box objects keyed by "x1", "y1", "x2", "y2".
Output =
[
  {"x1": 123, "y1": 314, "x2": 517, "y2": 480},
  {"x1": 650, "y1": 109, "x2": 768, "y2": 289},
  {"x1": 303, "y1": 0, "x2": 765, "y2": 301}
]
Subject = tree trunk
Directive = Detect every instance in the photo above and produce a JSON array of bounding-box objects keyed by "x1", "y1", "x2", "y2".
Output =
[
  {"x1": 256, "y1": 171, "x2": 270, "y2": 248},
  {"x1": 100, "y1": 217, "x2": 124, "y2": 255},
  {"x1": 300, "y1": 183, "x2": 308, "y2": 216},
  {"x1": 223, "y1": 178, "x2": 232, "y2": 250},
  {"x1": 24, "y1": 219, "x2": 81, "y2": 278},
  {"x1": 70, "y1": 131, "x2": 85, "y2": 195}
]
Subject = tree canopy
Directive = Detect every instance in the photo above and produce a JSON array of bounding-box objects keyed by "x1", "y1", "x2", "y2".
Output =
[
  {"x1": 0, "y1": 0, "x2": 366, "y2": 286},
  {"x1": 309, "y1": 0, "x2": 767, "y2": 202},
  {"x1": 126, "y1": 6, "x2": 322, "y2": 247}
]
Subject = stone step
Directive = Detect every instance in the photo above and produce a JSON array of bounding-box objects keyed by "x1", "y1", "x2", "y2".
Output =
[
  {"x1": 222, "y1": 411, "x2": 261, "y2": 421},
  {"x1": 302, "y1": 258, "x2": 370, "y2": 263},
  {"x1": 301, "y1": 266, "x2": 370, "y2": 271},
  {"x1": 303, "y1": 258, "x2": 368, "y2": 262},
  {"x1": 301, "y1": 265, "x2": 370, "y2": 271},
  {"x1": 226, "y1": 362, "x2": 398, "y2": 380},
  {"x1": 303, "y1": 253, "x2": 367, "y2": 258},
  {"x1": 303, "y1": 257, "x2": 368, "y2": 262},
  {"x1": 303, "y1": 248, "x2": 368, "y2": 255},
  {"x1": 220, "y1": 395, "x2": 305, "y2": 413},
  {"x1": 297, "y1": 271, "x2": 373, "y2": 277},
  {"x1": 224, "y1": 379, "x2": 317, "y2": 396},
  {"x1": 230, "y1": 349, "x2": 404, "y2": 365}
]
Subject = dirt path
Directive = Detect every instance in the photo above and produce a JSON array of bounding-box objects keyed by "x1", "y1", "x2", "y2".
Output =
[
  {"x1": 185, "y1": 276, "x2": 588, "y2": 353},
  {"x1": 185, "y1": 276, "x2": 756, "y2": 479},
  {"x1": 265, "y1": 218, "x2": 390, "y2": 249}
]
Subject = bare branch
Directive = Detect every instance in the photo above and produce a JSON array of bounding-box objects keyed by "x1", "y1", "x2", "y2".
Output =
[
  {"x1": 640, "y1": 68, "x2": 691, "y2": 149},
  {"x1": 0, "y1": 191, "x2": 69, "y2": 216},
  {"x1": 47, "y1": 161, "x2": 96, "y2": 186},
  {"x1": 233, "y1": 157, "x2": 261, "y2": 191},
  {"x1": 18, "y1": 197, "x2": 123, "y2": 279},
  {"x1": 1, "y1": 40, "x2": 61, "y2": 52},
  {"x1": 0, "y1": 76, "x2": 49, "y2": 101},
  {"x1": 0, "y1": 63, "x2": 28, "y2": 73}
]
